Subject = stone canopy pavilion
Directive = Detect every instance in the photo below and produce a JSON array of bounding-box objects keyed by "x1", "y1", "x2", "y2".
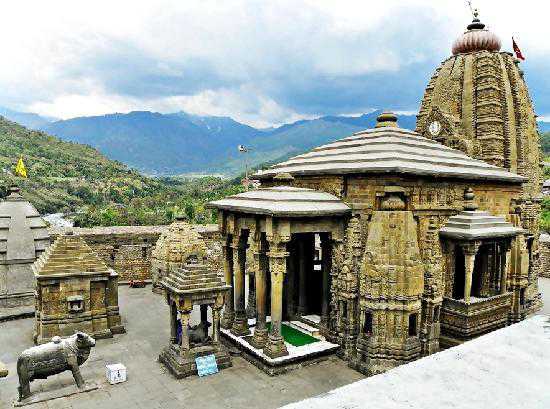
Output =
[
  {"x1": 208, "y1": 186, "x2": 350, "y2": 359},
  {"x1": 207, "y1": 109, "x2": 536, "y2": 375},
  {"x1": 158, "y1": 262, "x2": 232, "y2": 378}
]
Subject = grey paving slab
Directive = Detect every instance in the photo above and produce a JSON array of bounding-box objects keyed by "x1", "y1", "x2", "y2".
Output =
[{"x1": 0, "y1": 286, "x2": 363, "y2": 409}]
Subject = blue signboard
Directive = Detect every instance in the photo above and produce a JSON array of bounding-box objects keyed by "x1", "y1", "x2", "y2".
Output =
[{"x1": 195, "y1": 354, "x2": 218, "y2": 377}]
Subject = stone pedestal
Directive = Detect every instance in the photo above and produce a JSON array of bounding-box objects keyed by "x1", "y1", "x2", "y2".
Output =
[{"x1": 158, "y1": 344, "x2": 232, "y2": 379}]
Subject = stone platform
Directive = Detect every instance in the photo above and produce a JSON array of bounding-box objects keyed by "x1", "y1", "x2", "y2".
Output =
[
  {"x1": 13, "y1": 382, "x2": 99, "y2": 407},
  {"x1": 158, "y1": 344, "x2": 232, "y2": 379},
  {"x1": 221, "y1": 324, "x2": 339, "y2": 376},
  {"x1": 0, "y1": 305, "x2": 34, "y2": 322}
]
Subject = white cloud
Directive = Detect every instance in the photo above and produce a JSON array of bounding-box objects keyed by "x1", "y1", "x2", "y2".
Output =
[{"x1": 0, "y1": 0, "x2": 549, "y2": 125}]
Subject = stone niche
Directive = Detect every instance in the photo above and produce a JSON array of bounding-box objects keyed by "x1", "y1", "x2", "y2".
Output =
[
  {"x1": 33, "y1": 232, "x2": 125, "y2": 344},
  {"x1": 0, "y1": 186, "x2": 50, "y2": 310}
]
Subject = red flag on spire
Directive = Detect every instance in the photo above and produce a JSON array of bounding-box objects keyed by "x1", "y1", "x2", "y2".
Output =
[{"x1": 512, "y1": 37, "x2": 525, "y2": 60}]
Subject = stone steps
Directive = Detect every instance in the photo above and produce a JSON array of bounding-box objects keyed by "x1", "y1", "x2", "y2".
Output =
[{"x1": 287, "y1": 320, "x2": 320, "y2": 337}]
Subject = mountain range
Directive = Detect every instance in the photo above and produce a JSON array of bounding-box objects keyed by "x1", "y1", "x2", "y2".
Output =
[
  {"x1": 0, "y1": 107, "x2": 58, "y2": 130},
  {"x1": 1, "y1": 106, "x2": 548, "y2": 176},
  {"x1": 35, "y1": 110, "x2": 416, "y2": 175}
]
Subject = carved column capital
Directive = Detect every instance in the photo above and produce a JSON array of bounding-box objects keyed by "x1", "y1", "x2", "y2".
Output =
[{"x1": 459, "y1": 241, "x2": 481, "y2": 255}]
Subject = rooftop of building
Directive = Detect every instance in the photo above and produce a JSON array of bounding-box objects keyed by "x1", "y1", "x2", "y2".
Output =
[
  {"x1": 0, "y1": 186, "x2": 49, "y2": 261},
  {"x1": 161, "y1": 263, "x2": 230, "y2": 295},
  {"x1": 254, "y1": 112, "x2": 525, "y2": 183},
  {"x1": 207, "y1": 185, "x2": 351, "y2": 217},
  {"x1": 33, "y1": 233, "x2": 112, "y2": 277},
  {"x1": 451, "y1": 9, "x2": 502, "y2": 55},
  {"x1": 439, "y1": 188, "x2": 525, "y2": 240}
]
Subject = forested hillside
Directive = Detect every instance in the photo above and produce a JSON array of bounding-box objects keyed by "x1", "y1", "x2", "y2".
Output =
[{"x1": 0, "y1": 116, "x2": 242, "y2": 226}]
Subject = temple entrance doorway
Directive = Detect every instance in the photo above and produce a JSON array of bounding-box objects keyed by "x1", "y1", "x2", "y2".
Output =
[{"x1": 284, "y1": 232, "x2": 331, "y2": 329}]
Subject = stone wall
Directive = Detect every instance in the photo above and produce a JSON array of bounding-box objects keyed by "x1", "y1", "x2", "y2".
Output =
[
  {"x1": 50, "y1": 224, "x2": 221, "y2": 283},
  {"x1": 50, "y1": 226, "x2": 165, "y2": 282},
  {"x1": 541, "y1": 234, "x2": 550, "y2": 278}
]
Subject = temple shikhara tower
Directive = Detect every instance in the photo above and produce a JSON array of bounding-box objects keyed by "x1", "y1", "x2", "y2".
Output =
[{"x1": 416, "y1": 11, "x2": 543, "y2": 315}]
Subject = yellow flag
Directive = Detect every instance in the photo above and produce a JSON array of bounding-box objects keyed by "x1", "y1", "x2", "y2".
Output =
[{"x1": 14, "y1": 156, "x2": 27, "y2": 178}]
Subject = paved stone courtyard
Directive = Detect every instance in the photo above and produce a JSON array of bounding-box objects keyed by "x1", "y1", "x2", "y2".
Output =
[
  {"x1": 0, "y1": 286, "x2": 363, "y2": 409},
  {"x1": 2, "y1": 279, "x2": 550, "y2": 409}
]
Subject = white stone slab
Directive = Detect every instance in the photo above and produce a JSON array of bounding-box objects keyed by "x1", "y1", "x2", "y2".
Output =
[
  {"x1": 280, "y1": 316, "x2": 550, "y2": 409},
  {"x1": 221, "y1": 327, "x2": 338, "y2": 364}
]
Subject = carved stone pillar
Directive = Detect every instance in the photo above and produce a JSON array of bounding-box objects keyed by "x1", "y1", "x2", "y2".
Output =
[
  {"x1": 285, "y1": 240, "x2": 297, "y2": 320},
  {"x1": 264, "y1": 240, "x2": 289, "y2": 358},
  {"x1": 220, "y1": 238, "x2": 234, "y2": 329},
  {"x1": 212, "y1": 306, "x2": 221, "y2": 344},
  {"x1": 501, "y1": 241, "x2": 511, "y2": 295},
  {"x1": 179, "y1": 308, "x2": 192, "y2": 355},
  {"x1": 170, "y1": 301, "x2": 178, "y2": 344},
  {"x1": 461, "y1": 242, "x2": 480, "y2": 304},
  {"x1": 320, "y1": 233, "x2": 332, "y2": 331},
  {"x1": 246, "y1": 272, "x2": 256, "y2": 319},
  {"x1": 250, "y1": 234, "x2": 268, "y2": 348},
  {"x1": 297, "y1": 236, "x2": 308, "y2": 315},
  {"x1": 231, "y1": 234, "x2": 250, "y2": 336}
]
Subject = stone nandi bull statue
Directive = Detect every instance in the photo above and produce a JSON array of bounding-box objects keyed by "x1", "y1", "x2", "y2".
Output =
[
  {"x1": 17, "y1": 332, "x2": 96, "y2": 401},
  {"x1": 188, "y1": 321, "x2": 211, "y2": 346}
]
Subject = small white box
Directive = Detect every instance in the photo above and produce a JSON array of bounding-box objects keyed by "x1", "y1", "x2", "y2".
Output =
[{"x1": 106, "y1": 363, "x2": 127, "y2": 385}]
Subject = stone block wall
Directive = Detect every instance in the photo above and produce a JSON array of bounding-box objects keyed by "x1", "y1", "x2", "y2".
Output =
[
  {"x1": 50, "y1": 226, "x2": 166, "y2": 282},
  {"x1": 50, "y1": 224, "x2": 222, "y2": 283},
  {"x1": 264, "y1": 173, "x2": 528, "y2": 370}
]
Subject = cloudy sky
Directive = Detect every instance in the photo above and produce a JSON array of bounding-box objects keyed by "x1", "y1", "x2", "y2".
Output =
[{"x1": 1, "y1": 0, "x2": 549, "y2": 127}]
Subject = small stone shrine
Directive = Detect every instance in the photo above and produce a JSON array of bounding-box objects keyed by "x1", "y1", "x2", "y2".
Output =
[
  {"x1": 33, "y1": 232, "x2": 125, "y2": 344},
  {"x1": 151, "y1": 216, "x2": 209, "y2": 293},
  {"x1": 158, "y1": 260, "x2": 232, "y2": 378},
  {"x1": 0, "y1": 186, "x2": 50, "y2": 312}
]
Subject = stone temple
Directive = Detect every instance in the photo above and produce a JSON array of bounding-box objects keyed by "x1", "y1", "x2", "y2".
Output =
[
  {"x1": 205, "y1": 14, "x2": 542, "y2": 375},
  {"x1": 0, "y1": 12, "x2": 544, "y2": 396},
  {"x1": 33, "y1": 232, "x2": 125, "y2": 344}
]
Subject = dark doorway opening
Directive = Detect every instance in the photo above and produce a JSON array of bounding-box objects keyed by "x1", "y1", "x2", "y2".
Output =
[{"x1": 453, "y1": 246, "x2": 465, "y2": 299}]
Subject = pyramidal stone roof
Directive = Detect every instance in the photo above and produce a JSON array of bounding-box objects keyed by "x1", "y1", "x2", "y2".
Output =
[
  {"x1": 254, "y1": 113, "x2": 525, "y2": 183},
  {"x1": 439, "y1": 190, "x2": 524, "y2": 240},
  {"x1": 0, "y1": 186, "x2": 49, "y2": 262},
  {"x1": 439, "y1": 211, "x2": 523, "y2": 240},
  {"x1": 33, "y1": 233, "x2": 112, "y2": 277},
  {"x1": 161, "y1": 263, "x2": 230, "y2": 295},
  {"x1": 207, "y1": 186, "x2": 351, "y2": 217}
]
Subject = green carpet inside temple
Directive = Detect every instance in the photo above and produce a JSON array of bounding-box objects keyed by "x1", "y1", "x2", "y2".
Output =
[{"x1": 266, "y1": 323, "x2": 319, "y2": 347}]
